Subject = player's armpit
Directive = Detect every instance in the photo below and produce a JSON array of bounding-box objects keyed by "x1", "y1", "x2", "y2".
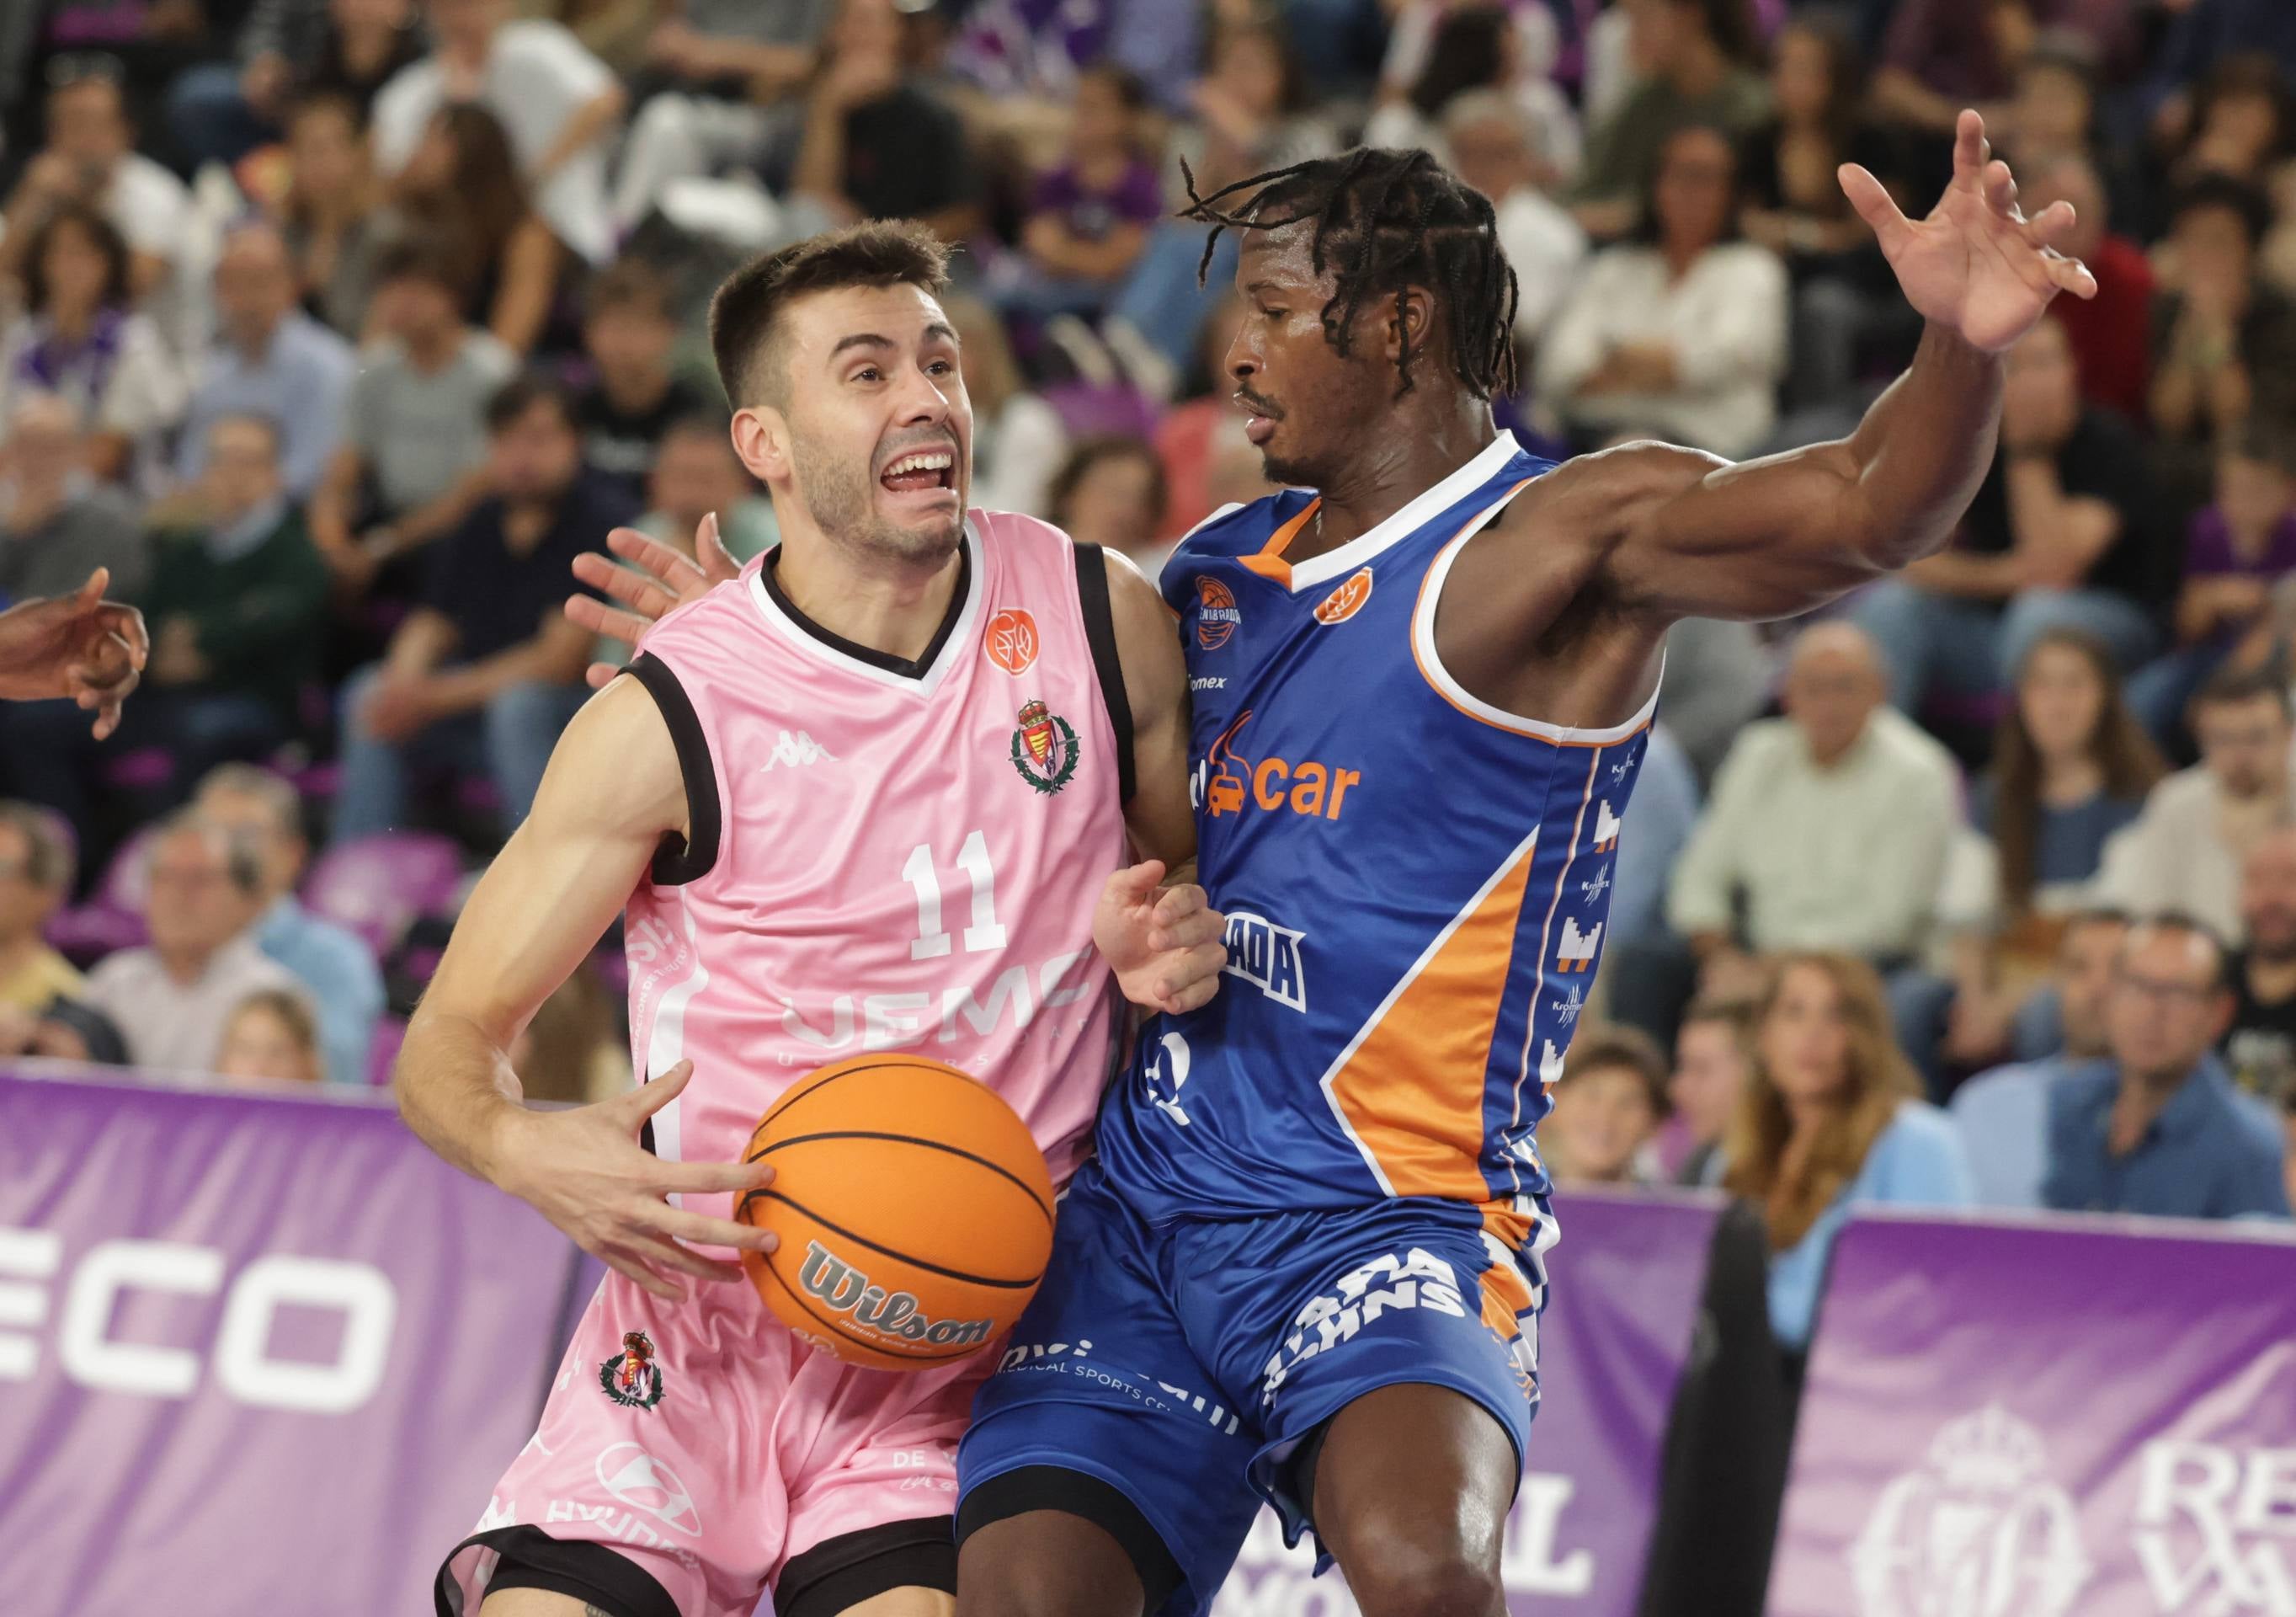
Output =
[{"x1": 1102, "y1": 547, "x2": 1196, "y2": 868}]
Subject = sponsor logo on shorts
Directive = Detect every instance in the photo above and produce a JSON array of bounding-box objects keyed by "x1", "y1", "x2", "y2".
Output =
[
  {"x1": 993, "y1": 1338, "x2": 1241, "y2": 1433},
  {"x1": 984, "y1": 608, "x2": 1039, "y2": 675},
  {"x1": 1223, "y1": 911, "x2": 1306, "y2": 1012},
  {"x1": 598, "y1": 1330, "x2": 665, "y2": 1411},
  {"x1": 1259, "y1": 1249, "x2": 1468, "y2": 1407},
  {"x1": 594, "y1": 1442, "x2": 701, "y2": 1535},
  {"x1": 1196, "y1": 577, "x2": 1241, "y2": 649},
  {"x1": 1313, "y1": 567, "x2": 1373, "y2": 626},
  {"x1": 796, "y1": 1241, "x2": 995, "y2": 1352},
  {"x1": 542, "y1": 1501, "x2": 701, "y2": 1571},
  {"x1": 1009, "y1": 699, "x2": 1080, "y2": 796}
]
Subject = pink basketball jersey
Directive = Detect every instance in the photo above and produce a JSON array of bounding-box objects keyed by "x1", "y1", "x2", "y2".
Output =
[{"x1": 620, "y1": 511, "x2": 1129, "y2": 1192}]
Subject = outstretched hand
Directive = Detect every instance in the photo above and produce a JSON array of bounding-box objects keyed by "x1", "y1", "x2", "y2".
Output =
[
  {"x1": 0, "y1": 568, "x2": 150, "y2": 739},
  {"x1": 1093, "y1": 861, "x2": 1228, "y2": 1017},
  {"x1": 567, "y1": 513, "x2": 743, "y2": 688},
  {"x1": 1842, "y1": 109, "x2": 2097, "y2": 354}
]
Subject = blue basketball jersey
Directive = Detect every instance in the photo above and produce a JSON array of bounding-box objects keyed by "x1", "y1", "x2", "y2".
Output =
[{"x1": 1095, "y1": 433, "x2": 1655, "y2": 1253}]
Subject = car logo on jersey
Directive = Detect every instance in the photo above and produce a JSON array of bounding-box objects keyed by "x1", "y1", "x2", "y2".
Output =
[
  {"x1": 984, "y1": 608, "x2": 1039, "y2": 675},
  {"x1": 1196, "y1": 711, "x2": 1364, "y2": 823},
  {"x1": 1313, "y1": 568, "x2": 1374, "y2": 626},
  {"x1": 1009, "y1": 698, "x2": 1080, "y2": 795},
  {"x1": 1223, "y1": 911, "x2": 1307, "y2": 1011},
  {"x1": 1196, "y1": 576, "x2": 1241, "y2": 649},
  {"x1": 598, "y1": 1331, "x2": 665, "y2": 1411}
]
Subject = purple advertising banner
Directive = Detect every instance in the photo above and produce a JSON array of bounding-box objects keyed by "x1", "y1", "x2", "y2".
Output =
[
  {"x1": 1770, "y1": 1209, "x2": 2296, "y2": 1617},
  {"x1": 1211, "y1": 1187, "x2": 1723, "y2": 1616},
  {"x1": 0, "y1": 1065, "x2": 584, "y2": 1617}
]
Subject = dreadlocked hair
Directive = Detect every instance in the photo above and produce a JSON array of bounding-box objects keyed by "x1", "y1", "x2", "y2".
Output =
[{"x1": 1180, "y1": 147, "x2": 1521, "y2": 401}]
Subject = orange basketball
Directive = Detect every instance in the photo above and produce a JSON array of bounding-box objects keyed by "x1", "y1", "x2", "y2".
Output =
[{"x1": 736, "y1": 1054, "x2": 1055, "y2": 1371}]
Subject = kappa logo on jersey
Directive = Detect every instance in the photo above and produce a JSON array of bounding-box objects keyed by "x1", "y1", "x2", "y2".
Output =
[
  {"x1": 1195, "y1": 710, "x2": 1365, "y2": 823},
  {"x1": 796, "y1": 1241, "x2": 996, "y2": 1351},
  {"x1": 1223, "y1": 910, "x2": 1307, "y2": 1011},
  {"x1": 983, "y1": 608, "x2": 1039, "y2": 675},
  {"x1": 598, "y1": 1331, "x2": 664, "y2": 1410},
  {"x1": 1196, "y1": 576, "x2": 1241, "y2": 649},
  {"x1": 763, "y1": 729, "x2": 836, "y2": 771},
  {"x1": 1313, "y1": 568, "x2": 1374, "y2": 626},
  {"x1": 1009, "y1": 698, "x2": 1080, "y2": 795}
]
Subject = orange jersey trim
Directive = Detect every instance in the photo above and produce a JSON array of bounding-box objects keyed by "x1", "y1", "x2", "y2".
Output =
[{"x1": 1238, "y1": 498, "x2": 1320, "y2": 586}]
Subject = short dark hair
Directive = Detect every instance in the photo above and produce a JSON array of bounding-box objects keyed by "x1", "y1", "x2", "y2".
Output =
[
  {"x1": 2126, "y1": 910, "x2": 2229, "y2": 992},
  {"x1": 485, "y1": 372, "x2": 578, "y2": 435},
  {"x1": 2170, "y1": 172, "x2": 2275, "y2": 250},
  {"x1": 23, "y1": 202, "x2": 131, "y2": 315},
  {"x1": 0, "y1": 802, "x2": 73, "y2": 891},
  {"x1": 1560, "y1": 1024, "x2": 1671, "y2": 1115},
  {"x1": 1180, "y1": 146, "x2": 1521, "y2": 401},
  {"x1": 2192, "y1": 661, "x2": 2294, "y2": 722},
  {"x1": 372, "y1": 227, "x2": 473, "y2": 302},
  {"x1": 1046, "y1": 436, "x2": 1169, "y2": 533},
  {"x1": 707, "y1": 221, "x2": 952, "y2": 409},
  {"x1": 586, "y1": 255, "x2": 674, "y2": 325}
]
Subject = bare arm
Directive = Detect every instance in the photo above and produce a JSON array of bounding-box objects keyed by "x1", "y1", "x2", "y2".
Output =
[
  {"x1": 382, "y1": 606, "x2": 461, "y2": 680},
  {"x1": 308, "y1": 445, "x2": 363, "y2": 560},
  {"x1": 2000, "y1": 453, "x2": 2118, "y2": 590},
  {"x1": 1103, "y1": 547, "x2": 1195, "y2": 870},
  {"x1": 422, "y1": 611, "x2": 594, "y2": 715},
  {"x1": 396, "y1": 676, "x2": 773, "y2": 1300},
  {"x1": 1596, "y1": 111, "x2": 2096, "y2": 624},
  {"x1": 487, "y1": 219, "x2": 564, "y2": 358}
]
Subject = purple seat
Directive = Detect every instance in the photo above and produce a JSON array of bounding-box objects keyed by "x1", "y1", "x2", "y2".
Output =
[
  {"x1": 1038, "y1": 381, "x2": 1160, "y2": 443},
  {"x1": 301, "y1": 832, "x2": 466, "y2": 958},
  {"x1": 45, "y1": 825, "x2": 162, "y2": 966}
]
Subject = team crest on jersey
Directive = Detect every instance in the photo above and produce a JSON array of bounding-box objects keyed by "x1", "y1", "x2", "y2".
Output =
[
  {"x1": 599, "y1": 1331, "x2": 665, "y2": 1410},
  {"x1": 1196, "y1": 577, "x2": 1241, "y2": 649},
  {"x1": 1009, "y1": 698, "x2": 1080, "y2": 795},
  {"x1": 983, "y1": 608, "x2": 1039, "y2": 675},
  {"x1": 1313, "y1": 568, "x2": 1374, "y2": 625}
]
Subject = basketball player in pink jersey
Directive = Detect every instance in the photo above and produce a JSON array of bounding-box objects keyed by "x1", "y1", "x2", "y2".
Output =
[{"x1": 395, "y1": 222, "x2": 1221, "y2": 1617}]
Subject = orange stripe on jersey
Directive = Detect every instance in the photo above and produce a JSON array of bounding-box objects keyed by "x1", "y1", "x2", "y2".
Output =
[
  {"x1": 1239, "y1": 499, "x2": 1320, "y2": 585},
  {"x1": 1319, "y1": 830, "x2": 1538, "y2": 1202},
  {"x1": 1478, "y1": 1253, "x2": 1536, "y2": 1339}
]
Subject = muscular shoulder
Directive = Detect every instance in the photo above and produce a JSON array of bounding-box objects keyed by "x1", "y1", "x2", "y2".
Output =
[
  {"x1": 532, "y1": 675, "x2": 686, "y2": 840},
  {"x1": 1499, "y1": 440, "x2": 1728, "y2": 556},
  {"x1": 1097, "y1": 545, "x2": 1186, "y2": 727}
]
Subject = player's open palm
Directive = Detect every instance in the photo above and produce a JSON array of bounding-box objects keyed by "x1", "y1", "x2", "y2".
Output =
[
  {"x1": 1844, "y1": 109, "x2": 2098, "y2": 355},
  {"x1": 491, "y1": 1059, "x2": 778, "y2": 1303},
  {"x1": 1095, "y1": 862, "x2": 1228, "y2": 1017},
  {"x1": 567, "y1": 512, "x2": 744, "y2": 689}
]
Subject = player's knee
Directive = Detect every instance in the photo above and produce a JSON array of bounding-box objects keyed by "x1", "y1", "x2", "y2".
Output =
[
  {"x1": 951, "y1": 1558, "x2": 1117, "y2": 1617},
  {"x1": 1336, "y1": 1523, "x2": 1505, "y2": 1617}
]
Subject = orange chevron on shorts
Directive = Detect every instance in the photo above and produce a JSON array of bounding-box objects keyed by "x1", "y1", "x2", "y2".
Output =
[{"x1": 1319, "y1": 830, "x2": 1538, "y2": 1201}]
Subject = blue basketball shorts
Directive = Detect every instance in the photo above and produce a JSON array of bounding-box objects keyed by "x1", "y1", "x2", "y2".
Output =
[{"x1": 955, "y1": 1161, "x2": 1547, "y2": 1616}]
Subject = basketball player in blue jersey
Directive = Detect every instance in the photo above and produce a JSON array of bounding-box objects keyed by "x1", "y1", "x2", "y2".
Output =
[{"x1": 583, "y1": 111, "x2": 2093, "y2": 1617}]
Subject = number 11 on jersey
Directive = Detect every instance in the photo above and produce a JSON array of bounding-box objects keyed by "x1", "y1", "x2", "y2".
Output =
[{"x1": 902, "y1": 830, "x2": 1009, "y2": 961}]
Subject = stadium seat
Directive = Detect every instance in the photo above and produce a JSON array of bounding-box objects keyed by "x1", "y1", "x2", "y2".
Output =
[
  {"x1": 301, "y1": 832, "x2": 466, "y2": 959},
  {"x1": 44, "y1": 824, "x2": 162, "y2": 965}
]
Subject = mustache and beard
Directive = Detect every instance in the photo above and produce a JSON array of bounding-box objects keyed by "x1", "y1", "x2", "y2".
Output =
[{"x1": 787, "y1": 425, "x2": 966, "y2": 565}]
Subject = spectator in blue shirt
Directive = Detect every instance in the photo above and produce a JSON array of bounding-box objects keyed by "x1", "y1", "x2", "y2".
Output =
[
  {"x1": 193, "y1": 764, "x2": 385, "y2": 1089},
  {"x1": 1725, "y1": 953, "x2": 1977, "y2": 1353},
  {"x1": 2041, "y1": 914, "x2": 2290, "y2": 1219},
  {"x1": 174, "y1": 222, "x2": 355, "y2": 502}
]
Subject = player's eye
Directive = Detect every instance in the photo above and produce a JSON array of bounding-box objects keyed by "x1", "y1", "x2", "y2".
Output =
[
  {"x1": 927, "y1": 359, "x2": 955, "y2": 376},
  {"x1": 851, "y1": 366, "x2": 882, "y2": 383},
  {"x1": 1260, "y1": 306, "x2": 1287, "y2": 320}
]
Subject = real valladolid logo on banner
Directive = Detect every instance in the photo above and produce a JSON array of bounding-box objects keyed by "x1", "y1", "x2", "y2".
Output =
[
  {"x1": 1009, "y1": 699, "x2": 1079, "y2": 796},
  {"x1": 598, "y1": 1330, "x2": 666, "y2": 1411}
]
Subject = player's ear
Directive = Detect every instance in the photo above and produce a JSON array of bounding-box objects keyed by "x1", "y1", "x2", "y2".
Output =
[
  {"x1": 1383, "y1": 286, "x2": 1435, "y2": 366},
  {"x1": 732, "y1": 405, "x2": 791, "y2": 485}
]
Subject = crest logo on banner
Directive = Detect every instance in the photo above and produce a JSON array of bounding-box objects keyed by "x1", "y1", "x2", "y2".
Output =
[{"x1": 1850, "y1": 1405, "x2": 2093, "y2": 1617}]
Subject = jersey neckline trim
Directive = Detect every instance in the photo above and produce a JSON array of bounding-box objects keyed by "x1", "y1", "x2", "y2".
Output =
[
  {"x1": 1412, "y1": 484, "x2": 1664, "y2": 744},
  {"x1": 1281, "y1": 431, "x2": 1526, "y2": 594},
  {"x1": 746, "y1": 519, "x2": 981, "y2": 695}
]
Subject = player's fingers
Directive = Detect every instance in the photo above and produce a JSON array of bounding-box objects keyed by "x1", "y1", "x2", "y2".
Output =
[
  {"x1": 617, "y1": 1230, "x2": 747, "y2": 1284},
  {"x1": 696, "y1": 511, "x2": 741, "y2": 584},
  {"x1": 1838, "y1": 164, "x2": 1910, "y2": 252},
  {"x1": 1104, "y1": 860, "x2": 1166, "y2": 906},
  {"x1": 619, "y1": 1059, "x2": 693, "y2": 1118},
  {"x1": 572, "y1": 553, "x2": 679, "y2": 618},
  {"x1": 72, "y1": 567, "x2": 109, "y2": 611},
  {"x1": 1158, "y1": 942, "x2": 1230, "y2": 1005},
  {"x1": 595, "y1": 1245, "x2": 687, "y2": 1303},
  {"x1": 1981, "y1": 158, "x2": 2018, "y2": 216},
  {"x1": 1151, "y1": 907, "x2": 1224, "y2": 953},
  {"x1": 1153, "y1": 883, "x2": 1205, "y2": 921},
  {"x1": 565, "y1": 594, "x2": 657, "y2": 648},
  {"x1": 99, "y1": 606, "x2": 149, "y2": 666},
  {"x1": 605, "y1": 526, "x2": 711, "y2": 595},
  {"x1": 2022, "y1": 199, "x2": 2080, "y2": 251},
  {"x1": 1951, "y1": 108, "x2": 1986, "y2": 184},
  {"x1": 585, "y1": 660, "x2": 620, "y2": 690},
  {"x1": 2048, "y1": 252, "x2": 2100, "y2": 300},
  {"x1": 659, "y1": 1156, "x2": 777, "y2": 1195},
  {"x1": 649, "y1": 1203, "x2": 778, "y2": 1253}
]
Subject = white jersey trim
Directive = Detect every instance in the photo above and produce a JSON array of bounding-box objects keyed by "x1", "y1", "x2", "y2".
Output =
[
  {"x1": 744, "y1": 517, "x2": 987, "y2": 698},
  {"x1": 1413, "y1": 492, "x2": 1665, "y2": 744},
  {"x1": 641, "y1": 894, "x2": 709, "y2": 1205},
  {"x1": 1285, "y1": 432, "x2": 1523, "y2": 593}
]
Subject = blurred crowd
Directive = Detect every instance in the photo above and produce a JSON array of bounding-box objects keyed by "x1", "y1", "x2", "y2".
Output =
[{"x1": 1, "y1": 0, "x2": 2293, "y2": 1356}]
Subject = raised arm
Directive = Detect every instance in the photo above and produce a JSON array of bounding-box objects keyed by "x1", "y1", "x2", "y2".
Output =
[
  {"x1": 395, "y1": 675, "x2": 772, "y2": 1301},
  {"x1": 1595, "y1": 111, "x2": 2097, "y2": 624}
]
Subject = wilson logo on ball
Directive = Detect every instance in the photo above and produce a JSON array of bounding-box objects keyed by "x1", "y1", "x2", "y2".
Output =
[{"x1": 796, "y1": 1241, "x2": 996, "y2": 1350}]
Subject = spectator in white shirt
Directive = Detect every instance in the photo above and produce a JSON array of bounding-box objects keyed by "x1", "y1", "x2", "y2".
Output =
[
  {"x1": 0, "y1": 58, "x2": 191, "y2": 334},
  {"x1": 82, "y1": 814, "x2": 310, "y2": 1074},
  {"x1": 1539, "y1": 122, "x2": 1788, "y2": 458},
  {"x1": 371, "y1": 0, "x2": 628, "y2": 267},
  {"x1": 1438, "y1": 89, "x2": 1588, "y2": 346},
  {"x1": 1669, "y1": 622, "x2": 1958, "y2": 1027},
  {"x1": 2099, "y1": 664, "x2": 2296, "y2": 946}
]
